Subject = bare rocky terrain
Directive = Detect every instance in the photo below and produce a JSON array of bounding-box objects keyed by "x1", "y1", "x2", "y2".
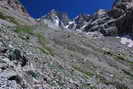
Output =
[{"x1": 0, "y1": 0, "x2": 133, "y2": 89}]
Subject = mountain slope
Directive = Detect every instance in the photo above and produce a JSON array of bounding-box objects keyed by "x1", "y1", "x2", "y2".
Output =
[{"x1": 0, "y1": 0, "x2": 133, "y2": 89}]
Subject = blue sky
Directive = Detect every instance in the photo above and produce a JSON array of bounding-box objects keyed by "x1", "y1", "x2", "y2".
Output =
[{"x1": 20, "y1": 0, "x2": 114, "y2": 18}]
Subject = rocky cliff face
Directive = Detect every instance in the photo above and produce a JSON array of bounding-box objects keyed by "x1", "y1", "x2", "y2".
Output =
[
  {"x1": 0, "y1": 0, "x2": 133, "y2": 89},
  {"x1": 0, "y1": 0, "x2": 36, "y2": 26},
  {"x1": 0, "y1": 0, "x2": 28, "y2": 16},
  {"x1": 111, "y1": 0, "x2": 133, "y2": 36}
]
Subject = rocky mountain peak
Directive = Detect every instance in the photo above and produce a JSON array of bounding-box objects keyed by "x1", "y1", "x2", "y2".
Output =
[
  {"x1": 40, "y1": 9, "x2": 71, "y2": 29},
  {"x1": 39, "y1": 0, "x2": 133, "y2": 37}
]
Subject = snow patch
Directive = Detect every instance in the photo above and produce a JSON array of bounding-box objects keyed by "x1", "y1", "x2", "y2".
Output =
[
  {"x1": 65, "y1": 21, "x2": 75, "y2": 29},
  {"x1": 97, "y1": 9, "x2": 106, "y2": 15},
  {"x1": 74, "y1": 16, "x2": 79, "y2": 20},
  {"x1": 54, "y1": 19, "x2": 59, "y2": 26},
  {"x1": 65, "y1": 25, "x2": 69, "y2": 28},
  {"x1": 120, "y1": 37, "x2": 133, "y2": 47},
  {"x1": 69, "y1": 21, "x2": 74, "y2": 24},
  {"x1": 86, "y1": 31, "x2": 103, "y2": 38}
]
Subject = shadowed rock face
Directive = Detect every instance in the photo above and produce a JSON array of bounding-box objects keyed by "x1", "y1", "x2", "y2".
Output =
[
  {"x1": 0, "y1": 0, "x2": 133, "y2": 89},
  {"x1": 110, "y1": 0, "x2": 133, "y2": 36}
]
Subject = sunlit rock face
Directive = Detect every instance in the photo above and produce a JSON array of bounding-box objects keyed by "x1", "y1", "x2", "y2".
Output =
[
  {"x1": 0, "y1": 0, "x2": 28, "y2": 16},
  {"x1": 40, "y1": 9, "x2": 71, "y2": 30},
  {"x1": 79, "y1": 9, "x2": 118, "y2": 36},
  {"x1": 0, "y1": 0, "x2": 36, "y2": 25}
]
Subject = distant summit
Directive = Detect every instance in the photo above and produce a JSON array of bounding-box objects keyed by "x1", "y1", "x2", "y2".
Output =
[{"x1": 39, "y1": 0, "x2": 133, "y2": 37}]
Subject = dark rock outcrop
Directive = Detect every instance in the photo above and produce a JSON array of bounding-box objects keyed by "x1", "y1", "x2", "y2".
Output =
[
  {"x1": 82, "y1": 9, "x2": 118, "y2": 36},
  {"x1": 8, "y1": 49, "x2": 28, "y2": 66},
  {"x1": 111, "y1": 0, "x2": 133, "y2": 36}
]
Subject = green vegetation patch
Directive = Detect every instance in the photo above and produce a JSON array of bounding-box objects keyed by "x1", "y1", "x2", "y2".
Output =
[
  {"x1": 122, "y1": 69, "x2": 133, "y2": 78},
  {"x1": 38, "y1": 47, "x2": 53, "y2": 55},
  {"x1": 72, "y1": 64, "x2": 94, "y2": 77},
  {"x1": 14, "y1": 25, "x2": 54, "y2": 56},
  {"x1": 103, "y1": 48, "x2": 133, "y2": 64},
  {"x1": 14, "y1": 25, "x2": 34, "y2": 35},
  {"x1": 80, "y1": 84, "x2": 97, "y2": 89},
  {"x1": 35, "y1": 33, "x2": 54, "y2": 56}
]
